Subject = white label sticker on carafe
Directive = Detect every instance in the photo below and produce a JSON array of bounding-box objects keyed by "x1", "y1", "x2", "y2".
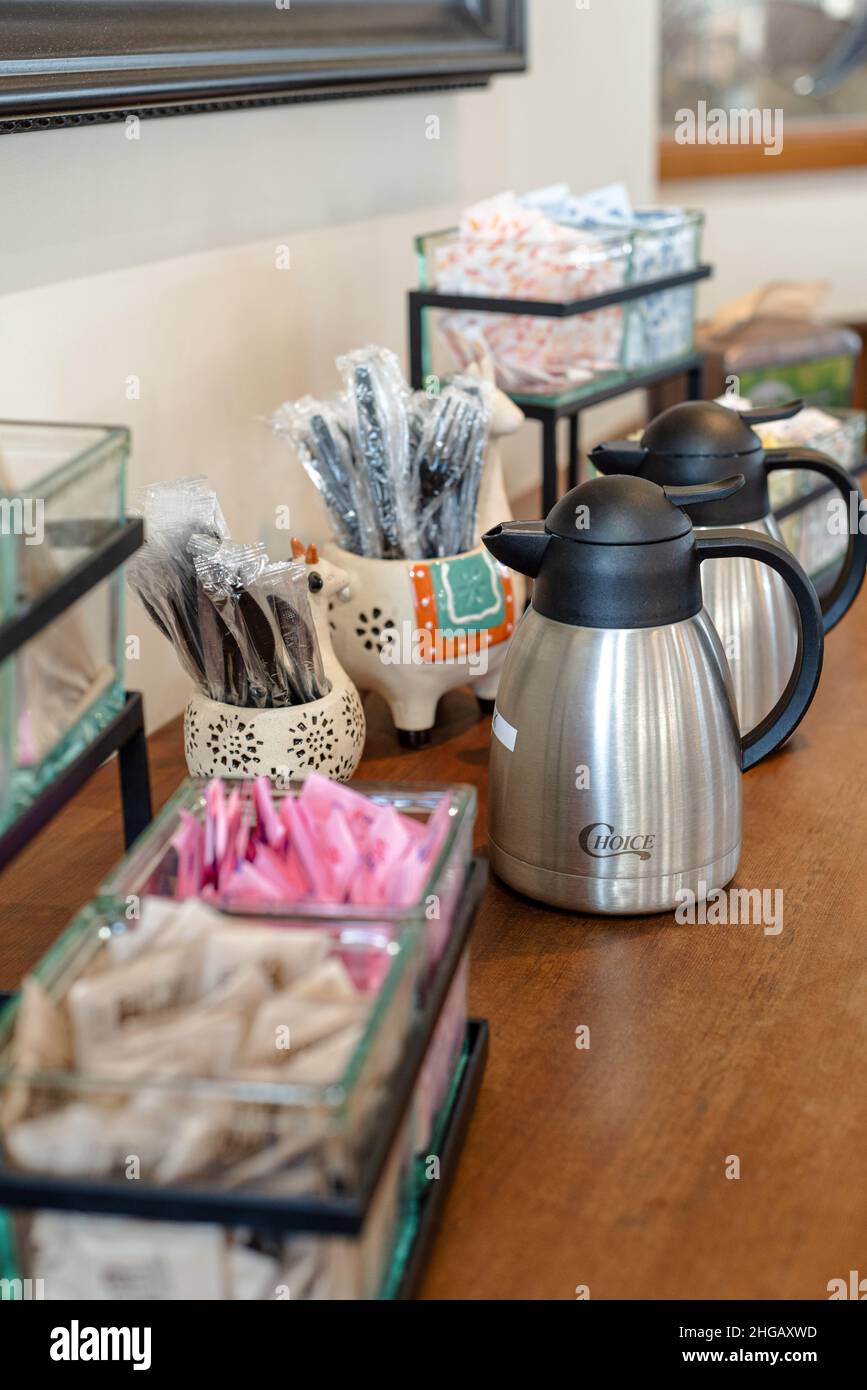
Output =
[{"x1": 492, "y1": 708, "x2": 517, "y2": 752}]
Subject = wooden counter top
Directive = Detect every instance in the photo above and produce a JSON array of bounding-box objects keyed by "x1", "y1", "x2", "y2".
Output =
[{"x1": 2, "y1": 600, "x2": 866, "y2": 1300}]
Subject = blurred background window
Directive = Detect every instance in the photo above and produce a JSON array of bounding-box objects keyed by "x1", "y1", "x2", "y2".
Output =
[{"x1": 660, "y1": 0, "x2": 867, "y2": 175}]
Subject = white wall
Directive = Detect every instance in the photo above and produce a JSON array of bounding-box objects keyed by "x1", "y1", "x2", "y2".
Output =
[
  {"x1": 662, "y1": 168, "x2": 867, "y2": 323},
  {"x1": 0, "y1": 1, "x2": 658, "y2": 729}
]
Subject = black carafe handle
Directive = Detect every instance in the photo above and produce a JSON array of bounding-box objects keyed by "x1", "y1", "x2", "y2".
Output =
[
  {"x1": 765, "y1": 446, "x2": 867, "y2": 632},
  {"x1": 695, "y1": 529, "x2": 824, "y2": 771}
]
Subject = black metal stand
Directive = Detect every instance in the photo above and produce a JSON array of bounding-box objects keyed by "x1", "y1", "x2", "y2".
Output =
[
  {"x1": 520, "y1": 354, "x2": 706, "y2": 513},
  {"x1": 408, "y1": 264, "x2": 712, "y2": 514},
  {"x1": 0, "y1": 515, "x2": 152, "y2": 873},
  {"x1": 772, "y1": 456, "x2": 867, "y2": 524},
  {"x1": 0, "y1": 692, "x2": 152, "y2": 872}
]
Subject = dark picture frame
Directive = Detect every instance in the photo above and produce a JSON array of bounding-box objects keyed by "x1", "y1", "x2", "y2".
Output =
[{"x1": 0, "y1": 0, "x2": 527, "y2": 134}]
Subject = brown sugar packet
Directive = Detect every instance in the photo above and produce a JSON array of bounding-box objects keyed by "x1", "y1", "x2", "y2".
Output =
[
  {"x1": 155, "y1": 1101, "x2": 264, "y2": 1184},
  {"x1": 6, "y1": 1099, "x2": 176, "y2": 1178},
  {"x1": 219, "y1": 1143, "x2": 325, "y2": 1194},
  {"x1": 88, "y1": 1008, "x2": 247, "y2": 1084},
  {"x1": 240, "y1": 991, "x2": 370, "y2": 1067},
  {"x1": 290, "y1": 955, "x2": 359, "y2": 1003},
  {"x1": 106, "y1": 896, "x2": 181, "y2": 967},
  {"x1": 279, "y1": 1024, "x2": 366, "y2": 1086},
  {"x1": 8, "y1": 1091, "x2": 264, "y2": 1187},
  {"x1": 0, "y1": 977, "x2": 72, "y2": 1128},
  {"x1": 93, "y1": 962, "x2": 271, "y2": 1083},
  {"x1": 198, "y1": 925, "x2": 330, "y2": 995},
  {"x1": 30, "y1": 1211, "x2": 228, "y2": 1300},
  {"x1": 67, "y1": 945, "x2": 204, "y2": 1066}
]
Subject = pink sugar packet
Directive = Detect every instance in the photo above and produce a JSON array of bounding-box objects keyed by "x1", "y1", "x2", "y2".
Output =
[
  {"x1": 298, "y1": 771, "x2": 360, "y2": 822},
  {"x1": 280, "y1": 798, "x2": 334, "y2": 901},
  {"x1": 299, "y1": 772, "x2": 427, "y2": 855},
  {"x1": 284, "y1": 845, "x2": 313, "y2": 899},
  {"x1": 221, "y1": 787, "x2": 244, "y2": 877},
  {"x1": 204, "y1": 779, "x2": 226, "y2": 886},
  {"x1": 388, "y1": 796, "x2": 454, "y2": 906},
  {"x1": 172, "y1": 811, "x2": 205, "y2": 900},
  {"x1": 351, "y1": 806, "x2": 411, "y2": 905},
  {"x1": 347, "y1": 865, "x2": 379, "y2": 907},
  {"x1": 250, "y1": 843, "x2": 309, "y2": 898},
  {"x1": 253, "y1": 776, "x2": 285, "y2": 851},
  {"x1": 299, "y1": 772, "x2": 378, "y2": 845},
  {"x1": 213, "y1": 779, "x2": 231, "y2": 864},
  {"x1": 320, "y1": 807, "x2": 362, "y2": 902},
  {"x1": 217, "y1": 859, "x2": 290, "y2": 906},
  {"x1": 235, "y1": 816, "x2": 252, "y2": 864}
]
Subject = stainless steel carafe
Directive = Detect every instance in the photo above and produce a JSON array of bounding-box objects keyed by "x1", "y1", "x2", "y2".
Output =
[
  {"x1": 483, "y1": 474, "x2": 823, "y2": 915},
  {"x1": 591, "y1": 399, "x2": 867, "y2": 732}
]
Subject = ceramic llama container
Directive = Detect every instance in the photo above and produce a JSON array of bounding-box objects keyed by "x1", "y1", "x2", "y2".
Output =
[
  {"x1": 467, "y1": 353, "x2": 526, "y2": 542},
  {"x1": 322, "y1": 360, "x2": 526, "y2": 746},
  {"x1": 468, "y1": 353, "x2": 528, "y2": 638},
  {"x1": 322, "y1": 540, "x2": 517, "y2": 746},
  {"x1": 184, "y1": 543, "x2": 366, "y2": 782}
]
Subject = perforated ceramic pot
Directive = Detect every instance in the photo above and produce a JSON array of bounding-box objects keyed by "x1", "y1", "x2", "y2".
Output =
[{"x1": 183, "y1": 683, "x2": 365, "y2": 783}]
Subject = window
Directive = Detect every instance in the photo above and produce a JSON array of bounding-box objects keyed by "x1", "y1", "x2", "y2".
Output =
[{"x1": 659, "y1": 0, "x2": 867, "y2": 176}]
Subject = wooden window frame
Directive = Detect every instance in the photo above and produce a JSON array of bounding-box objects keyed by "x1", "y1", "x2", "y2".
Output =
[{"x1": 660, "y1": 119, "x2": 867, "y2": 181}]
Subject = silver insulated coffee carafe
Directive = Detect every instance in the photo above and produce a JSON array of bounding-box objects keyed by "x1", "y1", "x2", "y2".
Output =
[
  {"x1": 591, "y1": 399, "x2": 867, "y2": 732},
  {"x1": 483, "y1": 474, "x2": 823, "y2": 915}
]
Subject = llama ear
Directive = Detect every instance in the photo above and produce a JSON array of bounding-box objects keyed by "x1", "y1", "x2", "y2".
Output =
[
  {"x1": 291, "y1": 536, "x2": 305, "y2": 559},
  {"x1": 305, "y1": 542, "x2": 319, "y2": 564}
]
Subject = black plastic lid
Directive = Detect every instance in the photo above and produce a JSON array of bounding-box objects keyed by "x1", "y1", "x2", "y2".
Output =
[
  {"x1": 590, "y1": 398, "x2": 804, "y2": 525},
  {"x1": 642, "y1": 400, "x2": 760, "y2": 458},
  {"x1": 483, "y1": 473, "x2": 745, "y2": 629},
  {"x1": 545, "y1": 474, "x2": 692, "y2": 545}
]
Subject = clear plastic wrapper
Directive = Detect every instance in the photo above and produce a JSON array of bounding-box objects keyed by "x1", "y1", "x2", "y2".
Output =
[
  {"x1": 129, "y1": 481, "x2": 326, "y2": 709},
  {"x1": 272, "y1": 396, "x2": 378, "y2": 556},
  {"x1": 193, "y1": 542, "x2": 265, "y2": 706},
  {"x1": 128, "y1": 543, "x2": 207, "y2": 688},
  {"x1": 195, "y1": 542, "x2": 282, "y2": 710},
  {"x1": 273, "y1": 347, "x2": 492, "y2": 561},
  {"x1": 337, "y1": 346, "x2": 419, "y2": 559},
  {"x1": 254, "y1": 560, "x2": 325, "y2": 705},
  {"x1": 410, "y1": 378, "x2": 491, "y2": 557},
  {"x1": 128, "y1": 477, "x2": 229, "y2": 690},
  {"x1": 190, "y1": 538, "x2": 250, "y2": 707}
]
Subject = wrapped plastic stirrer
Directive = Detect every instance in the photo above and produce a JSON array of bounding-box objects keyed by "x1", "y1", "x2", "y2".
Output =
[
  {"x1": 272, "y1": 345, "x2": 492, "y2": 561},
  {"x1": 128, "y1": 479, "x2": 325, "y2": 709}
]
